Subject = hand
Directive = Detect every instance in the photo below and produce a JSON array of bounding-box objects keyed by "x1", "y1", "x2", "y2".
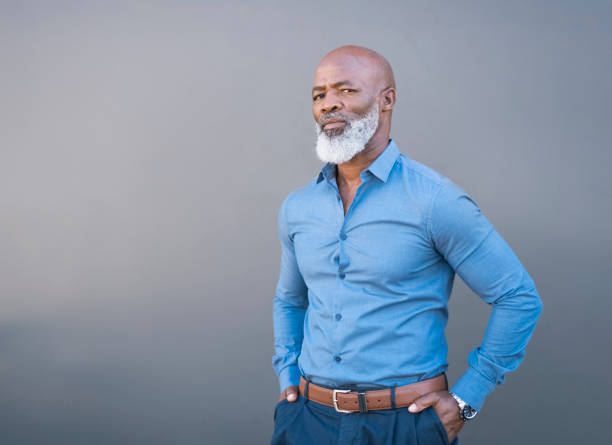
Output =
[
  {"x1": 278, "y1": 385, "x2": 299, "y2": 403},
  {"x1": 408, "y1": 390, "x2": 465, "y2": 443}
]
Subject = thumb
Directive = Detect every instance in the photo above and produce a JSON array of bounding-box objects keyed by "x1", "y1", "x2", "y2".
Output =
[
  {"x1": 286, "y1": 386, "x2": 299, "y2": 403},
  {"x1": 408, "y1": 392, "x2": 440, "y2": 413}
]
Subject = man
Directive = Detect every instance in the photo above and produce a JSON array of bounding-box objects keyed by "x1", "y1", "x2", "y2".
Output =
[{"x1": 271, "y1": 45, "x2": 542, "y2": 445}]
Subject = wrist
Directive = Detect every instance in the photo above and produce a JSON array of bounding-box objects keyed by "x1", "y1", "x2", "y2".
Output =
[{"x1": 449, "y1": 392, "x2": 478, "y2": 421}]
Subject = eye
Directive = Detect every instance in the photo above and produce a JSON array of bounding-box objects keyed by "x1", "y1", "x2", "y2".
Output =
[
  {"x1": 312, "y1": 93, "x2": 325, "y2": 102},
  {"x1": 341, "y1": 88, "x2": 355, "y2": 93}
]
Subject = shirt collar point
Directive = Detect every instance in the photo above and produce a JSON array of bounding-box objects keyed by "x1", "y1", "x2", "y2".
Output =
[{"x1": 367, "y1": 139, "x2": 400, "y2": 183}]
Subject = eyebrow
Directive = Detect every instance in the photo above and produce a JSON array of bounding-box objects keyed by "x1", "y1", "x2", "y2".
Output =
[{"x1": 312, "y1": 80, "x2": 355, "y2": 94}]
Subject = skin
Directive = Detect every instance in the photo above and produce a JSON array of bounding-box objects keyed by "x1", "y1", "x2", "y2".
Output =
[{"x1": 279, "y1": 45, "x2": 465, "y2": 442}]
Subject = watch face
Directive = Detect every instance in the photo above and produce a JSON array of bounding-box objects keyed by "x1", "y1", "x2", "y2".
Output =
[{"x1": 462, "y1": 405, "x2": 478, "y2": 420}]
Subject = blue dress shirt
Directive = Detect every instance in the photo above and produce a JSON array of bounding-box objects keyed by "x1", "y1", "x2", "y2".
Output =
[{"x1": 272, "y1": 139, "x2": 542, "y2": 412}]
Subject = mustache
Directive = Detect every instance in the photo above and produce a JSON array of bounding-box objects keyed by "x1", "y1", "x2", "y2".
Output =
[{"x1": 317, "y1": 112, "x2": 351, "y2": 133}]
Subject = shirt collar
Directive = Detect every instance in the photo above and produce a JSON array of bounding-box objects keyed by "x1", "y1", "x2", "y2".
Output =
[{"x1": 316, "y1": 139, "x2": 400, "y2": 184}]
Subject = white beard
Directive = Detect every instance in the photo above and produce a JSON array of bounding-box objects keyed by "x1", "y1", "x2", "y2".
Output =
[{"x1": 315, "y1": 103, "x2": 379, "y2": 164}]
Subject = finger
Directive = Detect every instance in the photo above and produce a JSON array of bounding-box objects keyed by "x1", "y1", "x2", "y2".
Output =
[
  {"x1": 282, "y1": 385, "x2": 298, "y2": 403},
  {"x1": 408, "y1": 392, "x2": 441, "y2": 413}
]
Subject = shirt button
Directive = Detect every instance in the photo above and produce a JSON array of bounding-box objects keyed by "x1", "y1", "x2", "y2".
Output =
[
  {"x1": 335, "y1": 313, "x2": 342, "y2": 321},
  {"x1": 339, "y1": 272, "x2": 346, "y2": 279},
  {"x1": 339, "y1": 233, "x2": 347, "y2": 240},
  {"x1": 334, "y1": 355, "x2": 342, "y2": 363}
]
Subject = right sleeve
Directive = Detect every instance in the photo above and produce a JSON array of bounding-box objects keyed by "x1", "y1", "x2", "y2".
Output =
[{"x1": 272, "y1": 195, "x2": 308, "y2": 393}]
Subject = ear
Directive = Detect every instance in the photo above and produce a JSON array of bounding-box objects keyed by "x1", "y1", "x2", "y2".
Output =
[{"x1": 380, "y1": 87, "x2": 396, "y2": 112}]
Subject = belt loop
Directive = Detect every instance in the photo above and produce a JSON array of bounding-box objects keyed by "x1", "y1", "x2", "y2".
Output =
[
  {"x1": 390, "y1": 386, "x2": 396, "y2": 409},
  {"x1": 358, "y1": 392, "x2": 368, "y2": 413},
  {"x1": 303, "y1": 379, "x2": 310, "y2": 400}
]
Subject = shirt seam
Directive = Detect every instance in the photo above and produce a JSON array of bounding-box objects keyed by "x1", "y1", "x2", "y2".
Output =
[
  {"x1": 282, "y1": 192, "x2": 295, "y2": 244},
  {"x1": 426, "y1": 182, "x2": 446, "y2": 246},
  {"x1": 398, "y1": 155, "x2": 446, "y2": 186}
]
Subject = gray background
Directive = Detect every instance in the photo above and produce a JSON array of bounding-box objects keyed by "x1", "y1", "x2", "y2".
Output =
[{"x1": 1, "y1": 1, "x2": 610, "y2": 443}]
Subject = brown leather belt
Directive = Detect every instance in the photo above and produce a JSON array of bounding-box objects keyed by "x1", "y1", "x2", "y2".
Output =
[{"x1": 298, "y1": 374, "x2": 447, "y2": 413}]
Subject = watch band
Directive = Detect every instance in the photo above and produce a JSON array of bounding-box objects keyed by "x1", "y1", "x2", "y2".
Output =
[{"x1": 449, "y1": 392, "x2": 478, "y2": 420}]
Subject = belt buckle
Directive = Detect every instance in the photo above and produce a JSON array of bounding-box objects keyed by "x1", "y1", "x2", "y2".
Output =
[{"x1": 332, "y1": 389, "x2": 352, "y2": 413}]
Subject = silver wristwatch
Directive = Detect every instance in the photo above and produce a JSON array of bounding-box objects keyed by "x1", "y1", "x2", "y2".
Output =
[{"x1": 449, "y1": 392, "x2": 478, "y2": 421}]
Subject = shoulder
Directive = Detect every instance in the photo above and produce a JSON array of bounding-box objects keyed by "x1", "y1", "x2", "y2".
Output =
[
  {"x1": 392, "y1": 153, "x2": 460, "y2": 200},
  {"x1": 280, "y1": 177, "x2": 318, "y2": 207},
  {"x1": 278, "y1": 176, "x2": 321, "y2": 221},
  {"x1": 396, "y1": 154, "x2": 447, "y2": 186},
  {"x1": 391, "y1": 154, "x2": 481, "y2": 227}
]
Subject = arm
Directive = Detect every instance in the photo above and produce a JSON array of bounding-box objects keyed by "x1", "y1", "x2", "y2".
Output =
[
  {"x1": 272, "y1": 196, "x2": 309, "y2": 395},
  {"x1": 409, "y1": 181, "x2": 543, "y2": 442},
  {"x1": 430, "y1": 181, "x2": 543, "y2": 412},
  {"x1": 430, "y1": 183, "x2": 542, "y2": 411}
]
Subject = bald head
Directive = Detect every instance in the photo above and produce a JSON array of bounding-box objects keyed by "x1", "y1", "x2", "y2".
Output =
[
  {"x1": 312, "y1": 45, "x2": 397, "y2": 154},
  {"x1": 317, "y1": 45, "x2": 395, "y2": 91}
]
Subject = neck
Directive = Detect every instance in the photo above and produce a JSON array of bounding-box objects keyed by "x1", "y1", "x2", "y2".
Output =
[{"x1": 336, "y1": 130, "x2": 389, "y2": 186}]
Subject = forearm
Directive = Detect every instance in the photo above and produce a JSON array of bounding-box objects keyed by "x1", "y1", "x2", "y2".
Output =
[
  {"x1": 451, "y1": 285, "x2": 543, "y2": 411},
  {"x1": 273, "y1": 294, "x2": 307, "y2": 392},
  {"x1": 450, "y1": 231, "x2": 543, "y2": 411}
]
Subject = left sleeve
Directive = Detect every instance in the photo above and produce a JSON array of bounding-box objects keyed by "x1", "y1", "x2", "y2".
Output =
[{"x1": 429, "y1": 180, "x2": 543, "y2": 412}]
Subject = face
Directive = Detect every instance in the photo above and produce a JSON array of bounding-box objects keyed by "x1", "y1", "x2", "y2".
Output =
[
  {"x1": 312, "y1": 58, "x2": 380, "y2": 136},
  {"x1": 312, "y1": 56, "x2": 382, "y2": 163}
]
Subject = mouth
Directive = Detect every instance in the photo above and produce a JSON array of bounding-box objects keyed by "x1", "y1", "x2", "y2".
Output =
[{"x1": 321, "y1": 118, "x2": 347, "y2": 133}]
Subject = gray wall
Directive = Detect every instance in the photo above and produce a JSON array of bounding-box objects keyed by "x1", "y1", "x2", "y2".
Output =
[{"x1": 1, "y1": 1, "x2": 610, "y2": 443}]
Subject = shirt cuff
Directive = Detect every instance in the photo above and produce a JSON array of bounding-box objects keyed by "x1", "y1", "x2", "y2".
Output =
[
  {"x1": 278, "y1": 365, "x2": 302, "y2": 393},
  {"x1": 450, "y1": 366, "x2": 497, "y2": 412}
]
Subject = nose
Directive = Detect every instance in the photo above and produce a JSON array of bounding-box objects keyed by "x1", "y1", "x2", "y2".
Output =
[{"x1": 320, "y1": 94, "x2": 343, "y2": 114}]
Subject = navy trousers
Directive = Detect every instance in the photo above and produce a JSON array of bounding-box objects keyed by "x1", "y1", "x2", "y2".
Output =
[{"x1": 271, "y1": 393, "x2": 459, "y2": 445}]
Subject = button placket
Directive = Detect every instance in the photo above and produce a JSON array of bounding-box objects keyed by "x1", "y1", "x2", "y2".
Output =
[
  {"x1": 330, "y1": 185, "x2": 344, "y2": 361},
  {"x1": 333, "y1": 178, "x2": 370, "y2": 372}
]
